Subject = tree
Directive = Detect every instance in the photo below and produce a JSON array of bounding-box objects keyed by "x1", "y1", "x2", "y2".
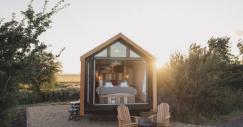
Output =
[
  {"x1": 208, "y1": 37, "x2": 232, "y2": 63},
  {"x1": 158, "y1": 37, "x2": 243, "y2": 123},
  {"x1": 21, "y1": 50, "x2": 61, "y2": 97},
  {"x1": 0, "y1": 0, "x2": 69, "y2": 110}
]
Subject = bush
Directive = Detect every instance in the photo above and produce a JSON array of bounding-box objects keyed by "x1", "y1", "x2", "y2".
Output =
[
  {"x1": 0, "y1": 106, "x2": 23, "y2": 127},
  {"x1": 18, "y1": 88, "x2": 79, "y2": 104}
]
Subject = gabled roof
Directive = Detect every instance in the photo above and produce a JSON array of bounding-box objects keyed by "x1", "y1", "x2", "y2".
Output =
[{"x1": 80, "y1": 33, "x2": 156, "y2": 61}]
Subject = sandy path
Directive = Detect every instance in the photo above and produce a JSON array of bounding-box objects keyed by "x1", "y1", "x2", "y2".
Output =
[{"x1": 27, "y1": 105, "x2": 116, "y2": 127}]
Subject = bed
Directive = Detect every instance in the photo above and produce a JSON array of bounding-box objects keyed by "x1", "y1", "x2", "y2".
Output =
[{"x1": 96, "y1": 86, "x2": 137, "y2": 104}]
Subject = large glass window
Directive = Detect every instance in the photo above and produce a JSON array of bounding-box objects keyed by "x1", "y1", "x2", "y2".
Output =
[
  {"x1": 110, "y1": 42, "x2": 127, "y2": 57},
  {"x1": 94, "y1": 59, "x2": 147, "y2": 105}
]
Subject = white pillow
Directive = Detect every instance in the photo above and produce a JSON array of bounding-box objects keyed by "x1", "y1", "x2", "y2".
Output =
[
  {"x1": 104, "y1": 82, "x2": 113, "y2": 87},
  {"x1": 120, "y1": 81, "x2": 128, "y2": 87}
]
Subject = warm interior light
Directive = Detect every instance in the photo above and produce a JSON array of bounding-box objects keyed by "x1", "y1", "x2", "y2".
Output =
[
  {"x1": 98, "y1": 76, "x2": 102, "y2": 80},
  {"x1": 125, "y1": 74, "x2": 129, "y2": 80}
]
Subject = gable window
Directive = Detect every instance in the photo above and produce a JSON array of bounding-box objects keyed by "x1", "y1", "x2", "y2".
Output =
[
  {"x1": 94, "y1": 40, "x2": 142, "y2": 58},
  {"x1": 130, "y1": 50, "x2": 140, "y2": 58},
  {"x1": 110, "y1": 42, "x2": 127, "y2": 57},
  {"x1": 95, "y1": 48, "x2": 108, "y2": 57}
]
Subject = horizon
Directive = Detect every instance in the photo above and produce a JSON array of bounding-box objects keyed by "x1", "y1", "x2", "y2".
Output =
[{"x1": 1, "y1": 0, "x2": 243, "y2": 74}]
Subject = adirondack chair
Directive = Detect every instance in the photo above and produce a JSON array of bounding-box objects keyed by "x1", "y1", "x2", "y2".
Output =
[
  {"x1": 148, "y1": 103, "x2": 171, "y2": 127},
  {"x1": 117, "y1": 104, "x2": 140, "y2": 127}
]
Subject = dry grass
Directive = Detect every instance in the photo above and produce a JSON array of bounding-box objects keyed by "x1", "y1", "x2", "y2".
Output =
[{"x1": 56, "y1": 74, "x2": 80, "y2": 83}]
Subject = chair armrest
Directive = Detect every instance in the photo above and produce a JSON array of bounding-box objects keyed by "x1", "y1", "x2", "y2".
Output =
[
  {"x1": 123, "y1": 123, "x2": 138, "y2": 127},
  {"x1": 165, "y1": 113, "x2": 171, "y2": 119},
  {"x1": 130, "y1": 116, "x2": 141, "y2": 123},
  {"x1": 148, "y1": 114, "x2": 157, "y2": 122},
  {"x1": 130, "y1": 116, "x2": 141, "y2": 119},
  {"x1": 148, "y1": 114, "x2": 157, "y2": 119}
]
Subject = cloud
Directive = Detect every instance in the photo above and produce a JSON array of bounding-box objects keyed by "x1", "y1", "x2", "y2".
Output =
[{"x1": 235, "y1": 30, "x2": 243, "y2": 36}]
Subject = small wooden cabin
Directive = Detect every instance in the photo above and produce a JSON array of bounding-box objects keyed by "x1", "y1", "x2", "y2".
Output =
[{"x1": 80, "y1": 33, "x2": 157, "y2": 116}]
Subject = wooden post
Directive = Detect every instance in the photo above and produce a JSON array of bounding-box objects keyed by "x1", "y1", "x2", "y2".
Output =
[
  {"x1": 80, "y1": 59, "x2": 85, "y2": 116},
  {"x1": 152, "y1": 65, "x2": 157, "y2": 112}
]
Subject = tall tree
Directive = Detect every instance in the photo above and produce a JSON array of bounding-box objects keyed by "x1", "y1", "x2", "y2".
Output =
[
  {"x1": 0, "y1": 0, "x2": 69, "y2": 110},
  {"x1": 158, "y1": 37, "x2": 243, "y2": 123},
  {"x1": 208, "y1": 37, "x2": 232, "y2": 63}
]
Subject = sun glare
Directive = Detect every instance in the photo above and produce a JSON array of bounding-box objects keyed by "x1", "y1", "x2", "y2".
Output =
[{"x1": 155, "y1": 58, "x2": 165, "y2": 69}]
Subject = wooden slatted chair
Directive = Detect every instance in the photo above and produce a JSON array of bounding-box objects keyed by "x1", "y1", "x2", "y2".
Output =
[
  {"x1": 117, "y1": 104, "x2": 140, "y2": 127},
  {"x1": 148, "y1": 103, "x2": 171, "y2": 127}
]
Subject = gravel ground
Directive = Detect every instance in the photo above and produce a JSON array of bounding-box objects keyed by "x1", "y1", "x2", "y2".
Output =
[
  {"x1": 217, "y1": 116, "x2": 243, "y2": 127},
  {"x1": 27, "y1": 105, "x2": 216, "y2": 127},
  {"x1": 27, "y1": 105, "x2": 116, "y2": 127}
]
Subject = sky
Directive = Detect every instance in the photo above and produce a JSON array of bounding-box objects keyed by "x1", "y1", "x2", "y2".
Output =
[{"x1": 1, "y1": 0, "x2": 243, "y2": 74}]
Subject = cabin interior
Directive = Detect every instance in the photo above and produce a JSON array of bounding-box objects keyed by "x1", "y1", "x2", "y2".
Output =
[
  {"x1": 90, "y1": 41, "x2": 149, "y2": 105},
  {"x1": 95, "y1": 59, "x2": 148, "y2": 105}
]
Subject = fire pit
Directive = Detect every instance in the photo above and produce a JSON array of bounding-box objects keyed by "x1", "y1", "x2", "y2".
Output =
[{"x1": 138, "y1": 117, "x2": 156, "y2": 127}]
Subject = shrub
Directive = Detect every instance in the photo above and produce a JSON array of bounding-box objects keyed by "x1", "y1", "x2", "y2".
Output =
[
  {"x1": 157, "y1": 39, "x2": 243, "y2": 124},
  {"x1": 18, "y1": 88, "x2": 79, "y2": 104}
]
